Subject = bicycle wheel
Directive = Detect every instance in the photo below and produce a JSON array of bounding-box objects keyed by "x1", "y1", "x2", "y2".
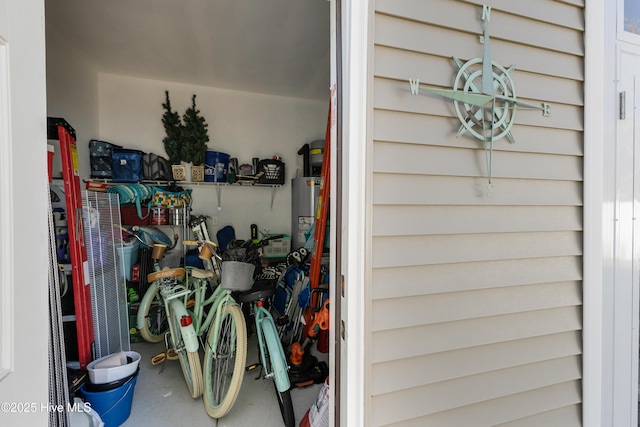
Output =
[
  {"x1": 262, "y1": 316, "x2": 295, "y2": 427},
  {"x1": 203, "y1": 304, "x2": 247, "y2": 418},
  {"x1": 168, "y1": 305, "x2": 204, "y2": 398},
  {"x1": 137, "y1": 283, "x2": 168, "y2": 343}
]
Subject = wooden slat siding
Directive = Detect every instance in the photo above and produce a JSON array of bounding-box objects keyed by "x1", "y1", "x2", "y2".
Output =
[
  {"x1": 373, "y1": 256, "x2": 583, "y2": 299},
  {"x1": 373, "y1": 281, "x2": 582, "y2": 332},
  {"x1": 375, "y1": 77, "x2": 583, "y2": 131},
  {"x1": 375, "y1": 14, "x2": 584, "y2": 81},
  {"x1": 373, "y1": 141, "x2": 583, "y2": 180},
  {"x1": 384, "y1": 382, "x2": 582, "y2": 427},
  {"x1": 371, "y1": 356, "x2": 582, "y2": 426},
  {"x1": 372, "y1": 331, "x2": 581, "y2": 395},
  {"x1": 373, "y1": 174, "x2": 583, "y2": 206},
  {"x1": 373, "y1": 109, "x2": 584, "y2": 156},
  {"x1": 372, "y1": 231, "x2": 582, "y2": 268},
  {"x1": 369, "y1": 1, "x2": 584, "y2": 425},
  {"x1": 374, "y1": 46, "x2": 584, "y2": 106},
  {"x1": 373, "y1": 205, "x2": 582, "y2": 235},
  {"x1": 372, "y1": 306, "x2": 581, "y2": 363},
  {"x1": 378, "y1": 0, "x2": 585, "y2": 33}
]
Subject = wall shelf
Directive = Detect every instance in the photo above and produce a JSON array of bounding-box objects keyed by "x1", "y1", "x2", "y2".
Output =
[{"x1": 84, "y1": 179, "x2": 283, "y2": 210}]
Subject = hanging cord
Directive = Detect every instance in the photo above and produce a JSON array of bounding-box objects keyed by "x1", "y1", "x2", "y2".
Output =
[{"x1": 48, "y1": 191, "x2": 71, "y2": 427}]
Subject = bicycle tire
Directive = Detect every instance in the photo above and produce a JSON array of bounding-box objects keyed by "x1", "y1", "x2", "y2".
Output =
[
  {"x1": 137, "y1": 283, "x2": 168, "y2": 343},
  {"x1": 262, "y1": 316, "x2": 295, "y2": 426},
  {"x1": 203, "y1": 304, "x2": 247, "y2": 418},
  {"x1": 169, "y1": 305, "x2": 204, "y2": 398},
  {"x1": 273, "y1": 385, "x2": 295, "y2": 427}
]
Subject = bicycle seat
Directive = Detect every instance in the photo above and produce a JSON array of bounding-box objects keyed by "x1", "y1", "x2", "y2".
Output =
[
  {"x1": 147, "y1": 267, "x2": 186, "y2": 283},
  {"x1": 190, "y1": 268, "x2": 215, "y2": 280},
  {"x1": 238, "y1": 280, "x2": 276, "y2": 303}
]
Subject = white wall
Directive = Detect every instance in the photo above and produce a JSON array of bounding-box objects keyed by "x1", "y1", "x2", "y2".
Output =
[
  {"x1": 98, "y1": 73, "x2": 328, "y2": 241},
  {"x1": 45, "y1": 22, "x2": 99, "y2": 178}
]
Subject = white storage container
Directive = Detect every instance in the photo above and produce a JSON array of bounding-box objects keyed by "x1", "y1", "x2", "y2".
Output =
[{"x1": 87, "y1": 351, "x2": 141, "y2": 384}]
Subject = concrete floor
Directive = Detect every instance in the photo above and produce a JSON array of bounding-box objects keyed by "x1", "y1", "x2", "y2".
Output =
[{"x1": 119, "y1": 336, "x2": 326, "y2": 427}]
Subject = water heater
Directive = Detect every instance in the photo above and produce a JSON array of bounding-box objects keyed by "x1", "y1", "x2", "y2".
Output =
[{"x1": 291, "y1": 177, "x2": 321, "y2": 249}]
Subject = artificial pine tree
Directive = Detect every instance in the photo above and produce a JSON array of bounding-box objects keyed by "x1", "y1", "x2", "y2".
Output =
[
  {"x1": 161, "y1": 90, "x2": 183, "y2": 164},
  {"x1": 182, "y1": 94, "x2": 209, "y2": 166}
]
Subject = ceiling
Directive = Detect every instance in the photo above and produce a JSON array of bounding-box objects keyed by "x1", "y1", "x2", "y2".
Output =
[{"x1": 45, "y1": 0, "x2": 331, "y2": 101}]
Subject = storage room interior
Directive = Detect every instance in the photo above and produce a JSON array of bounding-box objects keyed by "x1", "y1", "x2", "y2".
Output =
[{"x1": 44, "y1": 0, "x2": 333, "y2": 426}]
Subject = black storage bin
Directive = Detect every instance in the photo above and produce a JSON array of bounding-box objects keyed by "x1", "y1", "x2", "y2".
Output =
[
  {"x1": 256, "y1": 159, "x2": 285, "y2": 185},
  {"x1": 112, "y1": 149, "x2": 145, "y2": 182}
]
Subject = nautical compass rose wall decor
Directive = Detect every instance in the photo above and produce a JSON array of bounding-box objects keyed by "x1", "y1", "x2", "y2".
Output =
[{"x1": 409, "y1": 4, "x2": 550, "y2": 196}]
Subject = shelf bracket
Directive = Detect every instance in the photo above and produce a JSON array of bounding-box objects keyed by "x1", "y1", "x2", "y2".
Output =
[
  {"x1": 216, "y1": 184, "x2": 222, "y2": 210},
  {"x1": 270, "y1": 186, "x2": 277, "y2": 210}
]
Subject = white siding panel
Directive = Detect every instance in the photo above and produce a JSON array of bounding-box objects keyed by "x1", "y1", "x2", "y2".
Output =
[
  {"x1": 373, "y1": 109, "x2": 584, "y2": 156},
  {"x1": 372, "y1": 231, "x2": 582, "y2": 268},
  {"x1": 494, "y1": 404, "x2": 582, "y2": 427},
  {"x1": 375, "y1": 3, "x2": 583, "y2": 55},
  {"x1": 373, "y1": 141, "x2": 583, "y2": 180},
  {"x1": 373, "y1": 174, "x2": 583, "y2": 206},
  {"x1": 371, "y1": 357, "x2": 581, "y2": 426},
  {"x1": 372, "y1": 331, "x2": 581, "y2": 395},
  {"x1": 374, "y1": 45, "x2": 584, "y2": 106},
  {"x1": 372, "y1": 256, "x2": 583, "y2": 299},
  {"x1": 368, "y1": 1, "x2": 584, "y2": 424},
  {"x1": 373, "y1": 282, "x2": 581, "y2": 331},
  {"x1": 373, "y1": 205, "x2": 582, "y2": 236},
  {"x1": 375, "y1": 14, "x2": 584, "y2": 80},
  {"x1": 383, "y1": 382, "x2": 581, "y2": 427},
  {"x1": 377, "y1": 0, "x2": 585, "y2": 32},
  {"x1": 372, "y1": 306, "x2": 582, "y2": 363}
]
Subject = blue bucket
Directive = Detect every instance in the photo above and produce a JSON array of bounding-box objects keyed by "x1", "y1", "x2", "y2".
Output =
[
  {"x1": 81, "y1": 371, "x2": 138, "y2": 427},
  {"x1": 204, "y1": 151, "x2": 230, "y2": 183}
]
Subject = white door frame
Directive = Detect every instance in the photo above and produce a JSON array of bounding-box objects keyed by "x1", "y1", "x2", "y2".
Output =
[
  {"x1": 583, "y1": 1, "x2": 607, "y2": 425},
  {"x1": 584, "y1": 0, "x2": 640, "y2": 425},
  {"x1": 335, "y1": 0, "x2": 369, "y2": 426},
  {"x1": 0, "y1": 0, "x2": 49, "y2": 425}
]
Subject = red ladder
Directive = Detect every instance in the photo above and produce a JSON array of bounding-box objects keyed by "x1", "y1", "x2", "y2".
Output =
[{"x1": 49, "y1": 117, "x2": 95, "y2": 369}]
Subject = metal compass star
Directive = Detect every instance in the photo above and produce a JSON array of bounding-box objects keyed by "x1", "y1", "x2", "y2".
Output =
[{"x1": 408, "y1": 5, "x2": 551, "y2": 196}]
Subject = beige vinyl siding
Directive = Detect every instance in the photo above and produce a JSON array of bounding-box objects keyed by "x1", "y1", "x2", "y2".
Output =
[{"x1": 369, "y1": 0, "x2": 584, "y2": 425}]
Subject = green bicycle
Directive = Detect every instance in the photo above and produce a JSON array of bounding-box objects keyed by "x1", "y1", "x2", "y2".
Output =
[
  {"x1": 137, "y1": 241, "x2": 249, "y2": 418},
  {"x1": 224, "y1": 237, "x2": 295, "y2": 426}
]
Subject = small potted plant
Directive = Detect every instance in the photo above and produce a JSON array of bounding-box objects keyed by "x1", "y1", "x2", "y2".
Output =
[
  {"x1": 161, "y1": 90, "x2": 186, "y2": 180},
  {"x1": 182, "y1": 94, "x2": 209, "y2": 182}
]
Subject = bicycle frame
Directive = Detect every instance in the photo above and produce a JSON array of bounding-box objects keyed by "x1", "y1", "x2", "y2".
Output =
[
  {"x1": 253, "y1": 302, "x2": 291, "y2": 393},
  {"x1": 157, "y1": 276, "x2": 199, "y2": 353},
  {"x1": 186, "y1": 268, "x2": 237, "y2": 338}
]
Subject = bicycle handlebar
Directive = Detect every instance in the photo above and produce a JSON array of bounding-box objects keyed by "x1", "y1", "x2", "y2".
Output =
[{"x1": 183, "y1": 239, "x2": 217, "y2": 248}]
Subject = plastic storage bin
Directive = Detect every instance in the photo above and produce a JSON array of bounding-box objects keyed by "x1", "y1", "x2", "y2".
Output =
[
  {"x1": 256, "y1": 159, "x2": 285, "y2": 185},
  {"x1": 81, "y1": 370, "x2": 138, "y2": 427},
  {"x1": 263, "y1": 235, "x2": 291, "y2": 258},
  {"x1": 116, "y1": 240, "x2": 140, "y2": 281}
]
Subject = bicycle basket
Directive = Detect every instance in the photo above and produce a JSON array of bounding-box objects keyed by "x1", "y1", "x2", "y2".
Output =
[{"x1": 220, "y1": 261, "x2": 255, "y2": 291}]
